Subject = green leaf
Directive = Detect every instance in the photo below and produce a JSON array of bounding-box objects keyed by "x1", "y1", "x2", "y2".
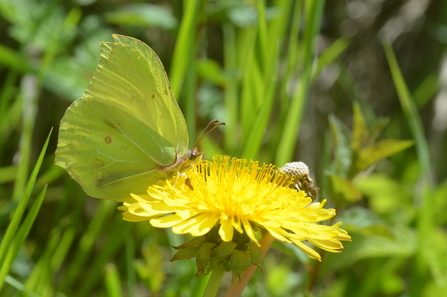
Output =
[
  {"x1": 197, "y1": 59, "x2": 226, "y2": 86},
  {"x1": 328, "y1": 174, "x2": 362, "y2": 203},
  {"x1": 424, "y1": 230, "x2": 447, "y2": 287},
  {"x1": 368, "y1": 117, "x2": 390, "y2": 145},
  {"x1": 355, "y1": 174, "x2": 414, "y2": 217},
  {"x1": 0, "y1": 165, "x2": 17, "y2": 183},
  {"x1": 328, "y1": 115, "x2": 352, "y2": 177},
  {"x1": 105, "y1": 4, "x2": 177, "y2": 29},
  {"x1": 0, "y1": 44, "x2": 31, "y2": 73},
  {"x1": 312, "y1": 37, "x2": 349, "y2": 81},
  {"x1": 351, "y1": 102, "x2": 369, "y2": 152},
  {"x1": 0, "y1": 129, "x2": 51, "y2": 290},
  {"x1": 355, "y1": 139, "x2": 414, "y2": 173},
  {"x1": 353, "y1": 225, "x2": 417, "y2": 260}
]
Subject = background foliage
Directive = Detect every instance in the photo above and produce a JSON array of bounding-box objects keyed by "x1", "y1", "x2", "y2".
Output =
[{"x1": 1, "y1": 0, "x2": 447, "y2": 296}]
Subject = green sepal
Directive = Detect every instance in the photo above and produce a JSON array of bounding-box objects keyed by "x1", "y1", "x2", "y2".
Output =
[
  {"x1": 170, "y1": 246, "x2": 200, "y2": 261},
  {"x1": 172, "y1": 236, "x2": 205, "y2": 250},
  {"x1": 245, "y1": 242, "x2": 262, "y2": 269},
  {"x1": 196, "y1": 242, "x2": 216, "y2": 275},
  {"x1": 229, "y1": 249, "x2": 252, "y2": 281},
  {"x1": 211, "y1": 241, "x2": 238, "y2": 259}
]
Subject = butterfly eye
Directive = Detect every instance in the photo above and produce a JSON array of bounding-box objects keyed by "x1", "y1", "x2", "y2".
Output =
[{"x1": 191, "y1": 152, "x2": 202, "y2": 160}]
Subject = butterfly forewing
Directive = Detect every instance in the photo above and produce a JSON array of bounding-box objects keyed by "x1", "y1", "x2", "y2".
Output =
[{"x1": 56, "y1": 35, "x2": 189, "y2": 201}]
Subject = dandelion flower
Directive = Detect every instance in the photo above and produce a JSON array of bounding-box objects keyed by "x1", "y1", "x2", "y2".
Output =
[{"x1": 119, "y1": 156, "x2": 350, "y2": 262}]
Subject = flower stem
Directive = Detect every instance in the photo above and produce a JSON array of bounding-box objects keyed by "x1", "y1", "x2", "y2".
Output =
[
  {"x1": 223, "y1": 232, "x2": 275, "y2": 297},
  {"x1": 202, "y1": 266, "x2": 225, "y2": 297}
]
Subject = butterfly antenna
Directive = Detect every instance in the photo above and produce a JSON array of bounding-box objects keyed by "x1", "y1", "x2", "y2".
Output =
[{"x1": 194, "y1": 120, "x2": 226, "y2": 147}]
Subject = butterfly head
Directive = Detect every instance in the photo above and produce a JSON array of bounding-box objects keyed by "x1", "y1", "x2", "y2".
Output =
[
  {"x1": 177, "y1": 120, "x2": 226, "y2": 172},
  {"x1": 188, "y1": 147, "x2": 203, "y2": 167}
]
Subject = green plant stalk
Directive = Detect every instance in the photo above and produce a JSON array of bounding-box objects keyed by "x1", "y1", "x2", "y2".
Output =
[
  {"x1": 25, "y1": 227, "x2": 76, "y2": 295},
  {"x1": 275, "y1": 0, "x2": 325, "y2": 166},
  {"x1": 256, "y1": 0, "x2": 268, "y2": 75},
  {"x1": 277, "y1": 0, "x2": 301, "y2": 146},
  {"x1": 0, "y1": 130, "x2": 51, "y2": 290},
  {"x1": 62, "y1": 200, "x2": 116, "y2": 287},
  {"x1": 223, "y1": 232, "x2": 275, "y2": 297},
  {"x1": 0, "y1": 72, "x2": 18, "y2": 135},
  {"x1": 126, "y1": 235, "x2": 136, "y2": 297},
  {"x1": 202, "y1": 266, "x2": 225, "y2": 297},
  {"x1": 105, "y1": 264, "x2": 123, "y2": 297},
  {"x1": 12, "y1": 75, "x2": 37, "y2": 201},
  {"x1": 311, "y1": 38, "x2": 349, "y2": 81},
  {"x1": 170, "y1": 0, "x2": 200, "y2": 99},
  {"x1": 77, "y1": 219, "x2": 133, "y2": 296},
  {"x1": 12, "y1": 7, "x2": 79, "y2": 201},
  {"x1": 384, "y1": 42, "x2": 433, "y2": 297},
  {"x1": 183, "y1": 42, "x2": 198, "y2": 144},
  {"x1": 241, "y1": 0, "x2": 293, "y2": 159},
  {"x1": 266, "y1": 0, "x2": 293, "y2": 76},
  {"x1": 239, "y1": 56, "x2": 262, "y2": 122},
  {"x1": 0, "y1": 99, "x2": 21, "y2": 183},
  {"x1": 241, "y1": 82, "x2": 276, "y2": 159},
  {"x1": 0, "y1": 186, "x2": 46, "y2": 290},
  {"x1": 4, "y1": 275, "x2": 39, "y2": 297},
  {"x1": 223, "y1": 23, "x2": 238, "y2": 154}
]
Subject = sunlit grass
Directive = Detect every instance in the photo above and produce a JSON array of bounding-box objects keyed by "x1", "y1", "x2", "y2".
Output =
[{"x1": 0, "y1": 0, "x2": 446, "y2": 297}]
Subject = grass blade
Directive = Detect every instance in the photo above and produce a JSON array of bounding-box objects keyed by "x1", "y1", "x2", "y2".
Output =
[
  {"x1": 0, "y1": 129, "x2": 52, "y2": 290},
  {"x1": 384, "y1": 41, "x2": 434, "y2": 297},
  {"x1": 275, "y1": 0, "x2": 325, "y2": 166},
  {"x1": 0, "y1": 186, "x2": 46, "y2": 292}
]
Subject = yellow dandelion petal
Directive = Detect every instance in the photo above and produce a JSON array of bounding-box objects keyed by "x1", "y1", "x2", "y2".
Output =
[
  {"x1": 263, "y1": 226, "x2": 292, "y2": 244},
  {"x1": 291, "y1": 239, "x2": 322, "y2": 261},
  {"x1": 139, "y1": 201, "x2": 176, "y2": 214},
  {"x1": 173, "y1": 212, "x2": 220, "y2": 236},
  {"x1": 219, "y1": 216, "x2": 234, "y2": 242},
  {"x1": 150, "y1": 214, "x2": 185, "y2": 228},
  {"x1": 175, "y1": 209, "x2": 195, "y2": 219},
  {"x1": 241, "y1": 217, "x2": 258, "y2": 243},
  {"x1": 122, "y1": 211, "x2": 151, "y2": 222},
  {"x1": 309, "y1": 237, "x2": 345, "y2": 252},
  {"x1": 120, "y1": 155, "x2": 351, "y2": 261}
]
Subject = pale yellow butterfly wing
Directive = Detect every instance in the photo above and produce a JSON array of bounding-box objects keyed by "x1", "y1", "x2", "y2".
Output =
[{"x1": 55, "y1": 35, "x2": 189, "y2": 201}]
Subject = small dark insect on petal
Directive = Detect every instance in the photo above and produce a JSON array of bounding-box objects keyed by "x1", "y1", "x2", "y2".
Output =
[{"x1": 185, "y1": 177, "x2": 194, "y2": 190}]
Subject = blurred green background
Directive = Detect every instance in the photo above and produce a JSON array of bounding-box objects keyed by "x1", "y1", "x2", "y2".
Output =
[{"x1": 1, "y1": 0, "x2": 447, "y2": 296}]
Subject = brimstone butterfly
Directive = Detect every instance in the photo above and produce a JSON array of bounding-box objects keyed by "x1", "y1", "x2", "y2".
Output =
[{"x1": 55, "y1": 34, "x2": 219, "y2": 202}]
